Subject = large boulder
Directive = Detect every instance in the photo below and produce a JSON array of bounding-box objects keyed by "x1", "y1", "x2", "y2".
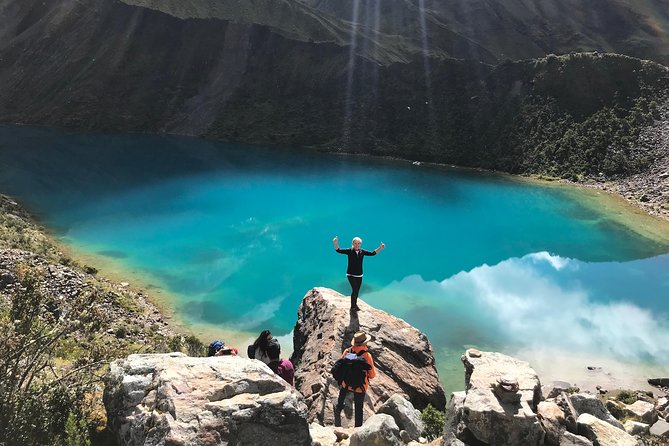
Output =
[
  {"x1": 349, "y1": 414, "x2": 402, "y2": 446},
  {"x1": 291, "y1": 288, "x2": 445, "y2": 426},
  {"x1": 624, "y1": 400, "x2": 658, "y2": 425},
  {"x1": 569, "y1": 394, "x2": 624, "y2": 429},
  {"x1": 576, "y1": 413, "x2": 638, "y2": 446},
  {"x1": 453, "y1": 350, "x2": 545, "y2": 446},
  {"x1": 376, "y1": 394, "x2": 424, "y2": 441},
  {"x1": 537, "y1": 401, "x2": 566, "y2": 446},
  {"x1": 104, "y1": 353, "x2": 311, "y2": 446}
]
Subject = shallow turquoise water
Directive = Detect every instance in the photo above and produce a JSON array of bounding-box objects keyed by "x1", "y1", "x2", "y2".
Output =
[{"x1": 1, "y1": 125, "x2": 668, "y2": 390}]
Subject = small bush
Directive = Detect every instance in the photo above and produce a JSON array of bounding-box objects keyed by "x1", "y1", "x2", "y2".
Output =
[
  {"x1": 616, "y1": 390, "x2": 638, "y2": 405},
  {"x1": 167, "y1": 335, "x2": 183, "y2": 353},
  {"x1": 63, "y1": 411, "x2": 91, "y2": 446},
  {"x1": 421, "y1": 404, "x2": 445, "y2": 441},
  {"x1": 184, "y1": 335, "x2": 205, "y2": 357}
]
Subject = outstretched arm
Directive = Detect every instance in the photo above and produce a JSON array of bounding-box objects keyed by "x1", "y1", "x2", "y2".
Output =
[
  {"x1": 373, "y1": 242, "x2": 385, "y2": 254},
  {"x1": 333, "y1": 236, "x2": 340, "y2": 250}
]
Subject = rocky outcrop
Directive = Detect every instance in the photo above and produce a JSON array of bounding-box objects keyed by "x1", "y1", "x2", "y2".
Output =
[
  {"x1": 569, "y1": 394, "x2": 624, "y2": 430},
  {"x1": 104, "y1": 353, "x2": 311, "y2": 446},
  {"x1": 576, "y1": 413, "x2": 638, "y2": 446},
  {"x1": 291, "y1": 288, "x2": 445, "y2": 427},
  {"x1": 441, "y1": 350, "x2": 664, "y2": 446},
  {"x1": 446, "y1": 350, "x2": 544, "y2": 446}
]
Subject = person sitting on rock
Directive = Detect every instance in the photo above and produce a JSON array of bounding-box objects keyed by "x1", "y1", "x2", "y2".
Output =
[
  {"x1": 266, "y1": 341, "x2": 294, "y2": 385},
  {"x1": 334, "y1": 331, "x2": 376, "y2": 428},
  {"x1": 207, "y1": 340, "x2": 239, "y2": 357},
  {"x1": 247, "y1": 329, "x2": 279, "y2": 364},
  {"x1": 332, "y1": 236, "x2": 385, "y2": 311}
]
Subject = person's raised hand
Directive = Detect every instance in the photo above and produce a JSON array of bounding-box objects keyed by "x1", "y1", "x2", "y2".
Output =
[
  {"x1": 380, "y1": 242, "x2": 385, "y2": 250},
  {"x1": 333, "y1": 236, "x2": 338, "y2": 244}
]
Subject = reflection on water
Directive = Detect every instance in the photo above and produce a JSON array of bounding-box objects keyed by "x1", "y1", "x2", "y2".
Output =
[
  {"x1": 364, "y1": 252, "x2": 669, "y2": 392},
  {"x1": 1, "y1": 125, "x2": 668, "y2": 392}
]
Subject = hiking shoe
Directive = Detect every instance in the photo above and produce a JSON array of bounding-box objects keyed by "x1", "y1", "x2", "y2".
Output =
[{"x1": 351, "y1": 305, "x2": 361, "y2": 311}]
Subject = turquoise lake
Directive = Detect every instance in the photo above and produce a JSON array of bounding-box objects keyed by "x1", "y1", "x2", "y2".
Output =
[{"x1": 1, "y1": 125, "x2": 668, "y2": 391}]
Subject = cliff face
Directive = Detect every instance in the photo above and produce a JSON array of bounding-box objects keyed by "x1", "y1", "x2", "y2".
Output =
[
  {"x1": 1, "y1": 0, "x2": 669, "y2": 180},
  {"x1": 290, "y1": 287, "x2": 446, "y2": 427}
]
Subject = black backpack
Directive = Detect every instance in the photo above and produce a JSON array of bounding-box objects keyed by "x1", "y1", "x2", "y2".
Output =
[
  {"x1": 331, "y1": 349, "x2": 371, "y2": 390},
  {"x1": 208, "y1": 340, "x2": 225, "y2": 357}
]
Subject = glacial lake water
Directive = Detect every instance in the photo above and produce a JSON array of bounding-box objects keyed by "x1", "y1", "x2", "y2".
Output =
[{"x1": 1, "y1": 125, "x2": 668, "y2": 392}]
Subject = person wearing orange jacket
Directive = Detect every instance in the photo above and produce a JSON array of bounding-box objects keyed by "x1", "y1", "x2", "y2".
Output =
[{"x1": 334, "y1": 331, "x2": 376, "y2": 427}]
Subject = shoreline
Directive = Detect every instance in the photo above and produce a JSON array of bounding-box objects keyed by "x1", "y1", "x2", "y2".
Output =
[{"x1": 326, "y1": 149, "x2": 669, "y2": 246}]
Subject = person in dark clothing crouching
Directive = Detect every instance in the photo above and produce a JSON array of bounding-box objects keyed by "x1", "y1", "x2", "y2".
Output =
[
  {"x1": 266, "y1": 340, "x2": 294, "y2": 385},
  {"x1": 333, "y1": 236, "x2": 385, "y2": 311}
]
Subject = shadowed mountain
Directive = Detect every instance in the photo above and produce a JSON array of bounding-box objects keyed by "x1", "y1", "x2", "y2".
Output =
[
  {"x1": 0, "y1": 0, "x2": 668, "y2": 180},
  {"x1": 301, "y1": 0, "x2": 669, "y2": 65}
]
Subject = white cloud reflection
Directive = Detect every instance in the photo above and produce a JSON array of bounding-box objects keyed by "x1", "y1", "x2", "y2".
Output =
[{"x1": 368, "y1": 252, "x2": 669, "y2": 364}]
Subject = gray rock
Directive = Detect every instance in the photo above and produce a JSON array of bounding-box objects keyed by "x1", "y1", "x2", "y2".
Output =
[
  {"x1": 458, "y1": 351, "x2": 545, "y2": 446},
  {"x1": 576, "y1": 413, "x2": 637, "y2": 446},
  {"x1": 310, "y1": 422, "x2": 338, "y2": 446},
  {"x1": 0, "y1": 269, "x2": 15, "y2": 288},
  {"x1": 104, "y1": 353, "x2": 311, "y2": 446},
  {"x1": 625, "y1": 400, "x2": 658, "y2": 424},
  {"x1": 399, "y1": 430, "x2": 412, "y2": 443},
  {"x1": 623, "y1": 420, "x2": 650, "y2": 436},
  {"x1": 650, "y1": 418, "x2": 669, "y2": 437},
  {"x1": 443, "y1": 391, "x2": 467, "y2": 445},
  {"x1": 543, "y1": 381, "x2": 575, "y2": 399},
  {"x1": 377, "y1": 394, "x2": 424, "y2": 441},
  {"x1": 648, "y1": 378, "x2": 669, "y2": 387},
  {"x1": 560, "y1": 431, "x2": 593, "y2": 446},
  {"x1": 538, "y1": 401, "x2": 566, "y2": 446},
  {"x1": 349, "y1": 414, "x2": 402, "y2": 446},
  {"x1": 657, "y1": 397, "x2": 669, "y2": 412},
  {"x1": 569, "y1": 393, "x2": 624, "y2": 429}
]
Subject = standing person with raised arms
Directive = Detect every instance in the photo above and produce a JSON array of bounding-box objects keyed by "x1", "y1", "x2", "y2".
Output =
[{"x1": 333, "y1": 235, "x2": 385, "y2": 311}]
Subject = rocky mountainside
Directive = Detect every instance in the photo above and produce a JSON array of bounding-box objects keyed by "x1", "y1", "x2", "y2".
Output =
[
  {"x1": 1, "y1": 0, "x2": 669, "y2": 183},
  {"x1": 302, "y1": 0, "x2": 669, "y2": 66}
]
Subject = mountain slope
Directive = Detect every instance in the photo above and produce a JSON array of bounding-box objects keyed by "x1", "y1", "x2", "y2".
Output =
[
  {"x1": 0, "y1": 0, "x2": 668, "y2": 181},
  {"x1": 301, "y1": 0, "x2": 669, "y2": 65}
]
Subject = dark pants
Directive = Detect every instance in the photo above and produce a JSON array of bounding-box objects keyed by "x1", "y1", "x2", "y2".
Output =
[
  {"x1": 347, "y1": 275, "x2": 362, "y2": 308},
  {"x1": 336, "y1": 386, "x2": 366, "y2": 427}
]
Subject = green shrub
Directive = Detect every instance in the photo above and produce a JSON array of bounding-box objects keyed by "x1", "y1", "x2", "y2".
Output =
[
  {"x1": 0, "y1": 270, "x2": 100, "y2": 446},
  {"x1": 63, "y1": 411, "x2": 91, "y2": 446},
  {"x1": 184, "y1": 335, "x2": 205, "y2": 357},
  {"x1": 421, "y1": 404, "x2": 445, "y2": 441},
  {"x1": 167, "y1": 335, "x2": 183, "y2": 353},
  {"x1": 616, "y1": 390, "x2": 638, "y2": 405}
]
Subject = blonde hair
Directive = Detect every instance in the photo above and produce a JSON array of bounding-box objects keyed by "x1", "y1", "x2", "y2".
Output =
[{"x1": 352, "y1": 237, "x2": 362, "y2": 246}]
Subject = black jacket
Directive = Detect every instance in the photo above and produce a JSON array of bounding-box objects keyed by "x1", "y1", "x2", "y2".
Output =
[{"x1": 336, "y1": 248, "x2": 376, "y2": 276}]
